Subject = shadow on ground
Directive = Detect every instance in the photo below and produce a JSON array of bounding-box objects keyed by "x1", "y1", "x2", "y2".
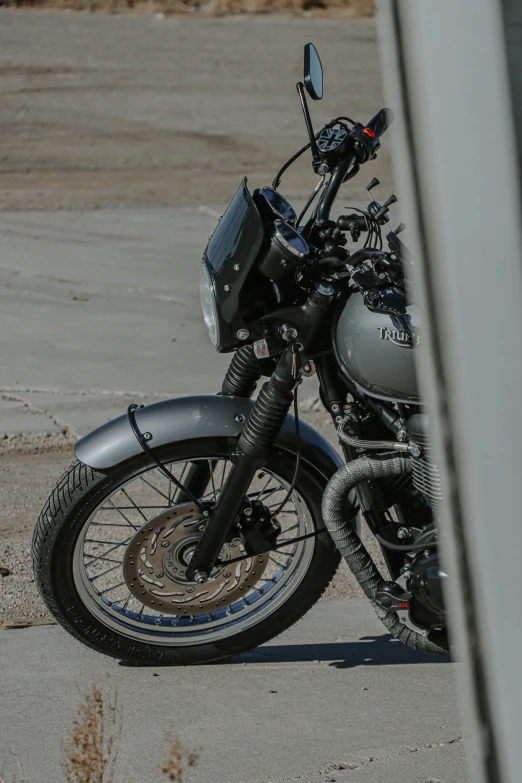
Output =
[{"x1": 227, "y1": 634, "x2": 451, "y2": 667}]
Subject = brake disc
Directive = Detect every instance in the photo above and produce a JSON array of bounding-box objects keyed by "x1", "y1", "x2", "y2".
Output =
[{"x1": 122, "y1": 502, "x2": 268, "y2": 615}]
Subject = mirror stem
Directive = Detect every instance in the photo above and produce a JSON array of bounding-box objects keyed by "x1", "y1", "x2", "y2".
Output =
[{"x1": 296, "y1": 82, "x2": 321, "y2": 167}]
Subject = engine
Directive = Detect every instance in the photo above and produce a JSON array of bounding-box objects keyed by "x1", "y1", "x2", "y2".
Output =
[
  {"x1": 409, "y1": 549, "x2": 447, "y2": 628},
  {"x1": 405, "y1": 413, "x2": 446, "y2": 627},
  {"x1": 406, "y1": 413, "x2": 444, "y2": 512},
  {"x1": 376, "y1": 413, "x2": 447, "y2": 630}
]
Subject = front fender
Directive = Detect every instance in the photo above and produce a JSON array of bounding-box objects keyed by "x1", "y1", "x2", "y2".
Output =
[{"x1": 75, "y1": 395, "x2": 343, "y2": 483}]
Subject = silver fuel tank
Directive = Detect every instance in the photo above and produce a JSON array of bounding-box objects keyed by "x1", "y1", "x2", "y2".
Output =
[{"x1": 334, "y1": 289, "x2": 422, "y2": 404}]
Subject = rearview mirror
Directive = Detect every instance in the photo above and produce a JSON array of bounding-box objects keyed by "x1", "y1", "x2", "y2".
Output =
[{"x1": 304, "y1": 43, "x2": 323, "y2": 101}]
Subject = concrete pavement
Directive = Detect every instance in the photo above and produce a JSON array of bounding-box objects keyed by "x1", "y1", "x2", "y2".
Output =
[
  {"x1": 0, "y1": 206, "x2": 321, "y2": 442},
  {"x1": 0, "y1": 600, "x2": 468, "y2": 783},
  {"x1": 0, "y1": 208, "x2": 470, "y2": 782},
  {"x1": 0, "y1": 207, "x2": 228, "y2": 439}
]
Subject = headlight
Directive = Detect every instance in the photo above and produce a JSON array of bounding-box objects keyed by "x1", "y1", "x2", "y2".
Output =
[{"x1": 199, "y1": 261, "x2": 219, "y2": 349}]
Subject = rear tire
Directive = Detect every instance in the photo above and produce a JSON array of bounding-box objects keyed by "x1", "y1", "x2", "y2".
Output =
[{"x1": 33, "y1": 439, "x2": 340, "y2": 665}]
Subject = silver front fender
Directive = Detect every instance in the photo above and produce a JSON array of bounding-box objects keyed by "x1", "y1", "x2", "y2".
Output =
[{"x1": 75, "y1": 395, "x2": 343, "y2": 483}]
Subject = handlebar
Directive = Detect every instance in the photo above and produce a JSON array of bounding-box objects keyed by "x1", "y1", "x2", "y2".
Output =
[
  {"x1": 313, "y1": 108, "x2": 394, "y2": 224},
  {"x1": 364, "y1": 108, "x2": 394, "y2": 138},
  {"x1": 316, "y1": 154, "x2": 358, "y2": 221}
]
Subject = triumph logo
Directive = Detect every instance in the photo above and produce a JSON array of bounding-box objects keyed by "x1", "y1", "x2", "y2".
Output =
[{"x1": 377, "y1": 326, "x2": 422, "y2": 348}]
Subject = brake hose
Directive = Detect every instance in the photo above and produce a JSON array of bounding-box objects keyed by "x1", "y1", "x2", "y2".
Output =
[{"x1": 127, "y1": 403, "x2": 204, "y2": 510}]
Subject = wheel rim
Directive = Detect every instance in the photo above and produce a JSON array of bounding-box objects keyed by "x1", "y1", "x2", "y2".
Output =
[{"x1": 73, "y1": 456, "x2": 316, "y2": 646}]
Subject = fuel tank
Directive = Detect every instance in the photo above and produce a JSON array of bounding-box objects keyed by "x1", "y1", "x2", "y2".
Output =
[{"x1": 334, "y1": 289, "x2": 422, "y2": 403}]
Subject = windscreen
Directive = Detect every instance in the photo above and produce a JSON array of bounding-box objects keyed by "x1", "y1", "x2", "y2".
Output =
[{"x1": 206, "y1": 178, "x2": 264, "y2": 276}]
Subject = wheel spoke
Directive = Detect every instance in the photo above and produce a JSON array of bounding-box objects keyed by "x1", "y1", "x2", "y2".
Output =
[
  {"x1": 140, "y1": 474, "x2": 171, "y2": 502},
  {"x1": 100, "y1": 506, "x2": 168, "y2": 511},
  {"x1": 249, "y1": 473, "x2": 273, "y2": 499},
  {"x1": 269, "y1": 555, "x2": 288, "y2": 570},
  {"x1": 273, "y1": 546, "x2": 296, "y2": 556},
  {"x1": 75, "y1": 458, "x2": 314, "y2": 643},
  {"x1": 90, "y1": 563, "x2": 121, "y2": 581},
  {"x1": 220, "y1": 459, "x2": 227, "y2": 491},
  {"x1": 112, "y1": 594, "x2": 132, "y2": 610},
  {"x1": 209, "y1": 460, "x2": 217, "y2": 500},
  {"x1": 172, "y1": 462, "x2": 190, "y2": 506},
  {"x1": 119, "y1": 488, "x2": 148, "y2": 522},
  {"x1": 105, "y1": 498, "x2": 139, "y2": 530},
  {"x1": 83, "y1": 537, "x2": 132, "y2": 567},
  {"x1": 99, "y1": 581, "x2": 127, "y2": 596},
  {"x1": 84, "y1": 552, "x2": 123, "y2": 565}
]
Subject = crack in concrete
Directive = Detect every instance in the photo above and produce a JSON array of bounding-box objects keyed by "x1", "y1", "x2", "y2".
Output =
[
  {"x1": 318, "y1": 736, "x2": 465, "y2": 776},
  {"x1": 0, "y1": 385, "x2": 170, "y2": 400},
  {"x1": 0, "y1": 262, "x2": 80, "y2": 285},
  {"x1": 0, "y1": 391, "x2": 78, "y2": 439},
  {"x1": 0, "y1": 265, "x2": 189, "y2": 305}
]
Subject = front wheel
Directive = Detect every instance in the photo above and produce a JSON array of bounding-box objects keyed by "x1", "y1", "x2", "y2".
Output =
[{"x1": 33, "y1": 438, "x2": 340, "y2": 665}]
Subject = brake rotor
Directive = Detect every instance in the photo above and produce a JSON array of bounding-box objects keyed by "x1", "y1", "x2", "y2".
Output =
[{"x1": 122, "y1": 502, "x2": 268, "y2": 615}]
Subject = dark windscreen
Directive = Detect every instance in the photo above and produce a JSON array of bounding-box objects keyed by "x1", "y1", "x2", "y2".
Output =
[{"x1": 206, "y1": 178, "x2": 264, "y2": 276}]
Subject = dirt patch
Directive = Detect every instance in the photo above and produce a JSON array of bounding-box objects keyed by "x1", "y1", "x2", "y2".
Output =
[
  {"x1": 0, "y1": 0, "x2": 373, "y2": 15},
  {"x1": 0, "y1": 11, "x2": 389, "y2": 211}
]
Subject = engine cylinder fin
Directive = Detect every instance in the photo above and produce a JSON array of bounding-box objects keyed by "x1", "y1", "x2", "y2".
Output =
[{"x1": 410, "y1": 445, "x2": 444, "y2": 510}]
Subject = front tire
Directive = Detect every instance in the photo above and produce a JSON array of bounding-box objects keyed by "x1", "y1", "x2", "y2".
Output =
[{"x1": 33, "y1": 439, "x2": 340, "y2": 665}]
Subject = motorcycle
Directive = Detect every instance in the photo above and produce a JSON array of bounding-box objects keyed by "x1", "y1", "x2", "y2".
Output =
[{"x1": 33, "y1": 43, "x2": 448, "y2": 664}]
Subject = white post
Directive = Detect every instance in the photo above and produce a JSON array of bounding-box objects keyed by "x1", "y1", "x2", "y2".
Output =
[{"x1": 376, "y1": 2, "x2": 522, "y2": 781}]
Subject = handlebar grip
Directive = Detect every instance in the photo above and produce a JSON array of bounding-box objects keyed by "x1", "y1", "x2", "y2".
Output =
[{"x1": 365, "y1": 108, "x2": 394, "y2": 138}]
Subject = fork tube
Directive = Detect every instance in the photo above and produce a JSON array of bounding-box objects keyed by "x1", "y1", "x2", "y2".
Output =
[
  {"x1": 185, "y1": 347, "x2": 295, "y2": 582},
  {"x1": 175, "y1": 346, "x2": 262, "y2": 505}
]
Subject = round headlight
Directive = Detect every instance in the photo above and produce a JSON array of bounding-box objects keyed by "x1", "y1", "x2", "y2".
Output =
[{"x1": 199, "y1": 261, "x2": 219, "y2": 349}]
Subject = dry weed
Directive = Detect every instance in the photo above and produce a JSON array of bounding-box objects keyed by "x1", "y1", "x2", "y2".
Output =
[
  {"x1": 60, "y1": 682, "x2": 121, "y2": 783},
  {"x1": 0, "y1": 0, "x2": 373, "y2": 14},
  {"x1": 0, "y1": 749, "x2": 26, "y2": 783},
  {"x1": 207, "y1": 0, "x2": 372, "y2": 13},
  {"x1": 159, "y1": 735, "x2": 201, "y2": 783}
]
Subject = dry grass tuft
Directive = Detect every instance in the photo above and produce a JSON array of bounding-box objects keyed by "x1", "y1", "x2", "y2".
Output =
[
  {"x1": 0, "y1": 749, "x2": 26, "y2": 783},
  {"x1": 199, "y1": 0, "x2": 373, "y2": 14},
  {"x1": 60, "y1": 683, "x2": 121, "y2": 783},
  {"x1": 2, "y1": 688, "x2": 202, "y2": 783},
  {"x1": 159, "y1": 735, "x2": 201, "y2": 783}
]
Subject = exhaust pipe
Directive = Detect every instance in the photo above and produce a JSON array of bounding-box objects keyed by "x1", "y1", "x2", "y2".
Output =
[{"x1": 322, "y1": 452, "x2": 448, "y2": 655}]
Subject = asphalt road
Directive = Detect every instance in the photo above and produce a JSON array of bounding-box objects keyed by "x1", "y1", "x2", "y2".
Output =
[{"x1": 0, "y1": 600, "x2": 469, "y2": 783}]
